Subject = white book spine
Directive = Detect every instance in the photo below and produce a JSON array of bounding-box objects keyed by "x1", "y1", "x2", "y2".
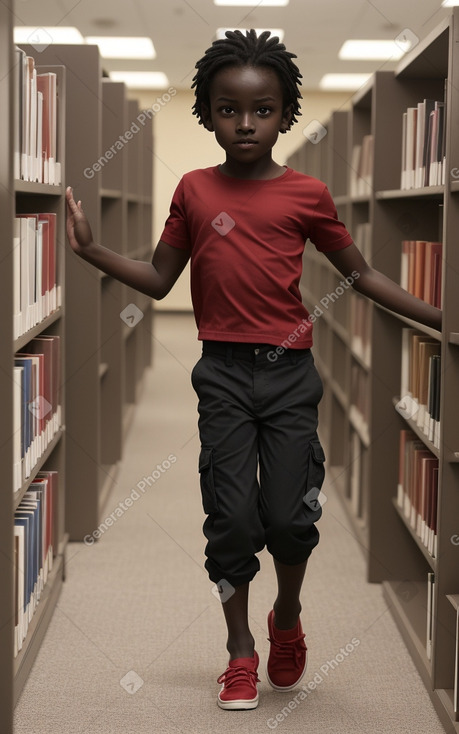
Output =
[
  {"x1": 36, "y1": 90, "x2": 43, "y2": 184},
  {"x1": 13, "y1": 218, "x2": 21, "y2": 341}
]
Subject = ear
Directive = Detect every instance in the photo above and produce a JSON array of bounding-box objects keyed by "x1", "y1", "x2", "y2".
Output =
[
  {"x1": 200, "y1": 103, "x2": 214, "y2": 132},
  {"x1": 279, "y1": 104, "x2": 294, "y2": 134}
]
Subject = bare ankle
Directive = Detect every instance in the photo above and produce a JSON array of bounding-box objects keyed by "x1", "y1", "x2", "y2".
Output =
[
  {"x1": 227, "y1": 635, "x2": 255, "y2": 660},
  {"x1": 272, "y1": 601, "x2": 302, "y2": 630}
]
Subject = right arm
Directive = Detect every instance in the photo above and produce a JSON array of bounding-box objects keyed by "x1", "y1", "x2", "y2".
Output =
[{"x1": 65, "y1": 186, "x2": 190, "y2": 300}]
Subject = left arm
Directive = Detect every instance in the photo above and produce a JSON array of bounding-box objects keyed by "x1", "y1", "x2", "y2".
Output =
[{"x1": 324, "y1": 242, "x2": 442, "y2": 331}]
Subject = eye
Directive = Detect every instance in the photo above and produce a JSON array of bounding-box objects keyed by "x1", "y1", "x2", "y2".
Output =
[
  {"x1": 219, "y1": 106, "x2": 235, "y2": 116},
  {"x1": 257, "y1": 106, "x2": 271, "y2": 116}
]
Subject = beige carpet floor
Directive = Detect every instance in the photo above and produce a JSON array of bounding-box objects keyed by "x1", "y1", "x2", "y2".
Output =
[{"x1": 14, "y1": 312, "x2": 445, "y2": 734}]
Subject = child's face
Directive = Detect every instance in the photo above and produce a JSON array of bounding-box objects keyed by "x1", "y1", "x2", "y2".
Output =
[{"x1": 202, "y1": 64, "x2": 291, "y2": 166}]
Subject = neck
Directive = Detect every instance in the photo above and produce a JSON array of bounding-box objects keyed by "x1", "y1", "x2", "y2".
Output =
[{"x1": 219, "y1": 154, "x2": 285, "y2": 180}]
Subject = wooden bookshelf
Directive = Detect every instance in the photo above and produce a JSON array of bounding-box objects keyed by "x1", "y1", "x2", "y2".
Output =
[
  {"x1": 0, "y1": 9, "x2": 70, "y2": 728},
  {"x1": 18, "y1": 45, "x2": 154, "y2": 542},
  {"x1": 0, "y1": 5, "x2": 15, "y2": 728},
  {"x1": 288, "y1": 9, "x2": 459, "y2": 733},
  {"x1": 0, "y1": 37, "x2": 155, "y2": 731}
]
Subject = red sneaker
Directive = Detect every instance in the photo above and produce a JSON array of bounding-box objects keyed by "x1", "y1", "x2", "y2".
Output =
[
  {"x1": 217, "y1": 651, "x2": 260, "y2": 710},
  {"x1": 266, "y1": 610, "x2": 307, "y2": 691}
]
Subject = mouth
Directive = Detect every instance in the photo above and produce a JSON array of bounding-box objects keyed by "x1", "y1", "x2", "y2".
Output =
[{"x1": 234, "y1": 140, "x2": 258, "y2": 148}]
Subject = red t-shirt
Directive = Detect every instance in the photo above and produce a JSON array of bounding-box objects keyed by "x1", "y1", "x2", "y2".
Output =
[{"x1": 160, "y1": 165, "x2": 353, "y2": 348}]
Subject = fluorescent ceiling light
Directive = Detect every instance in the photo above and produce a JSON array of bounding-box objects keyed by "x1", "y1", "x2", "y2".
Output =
[
  {"x1": 85, "y1": 36, "x2": 156, "y2": 59},
  {"x1": 14, "y1": 26, "x2": 84, "y2": 45},
  {"x1": 216, "y1": 28, "x2": 284, "y2": 42},
  {"x1": 214, "y1": 0, "x2": 288, "y2": 5},
  {"x1": 109, "y1": 71, "x2": 169, "y2": 89},
  {"x1": 442, "y1": 1, "x2": 459, "y2": 6},
  {"x1": 319, "y1": 73, "x2": 372, "y2": 91},
  {"x1": 339, "y1": 39, "x2": 411, "y2": 60}
]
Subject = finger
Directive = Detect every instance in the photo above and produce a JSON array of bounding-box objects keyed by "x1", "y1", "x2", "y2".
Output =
[{"x1": 66, "y1": 193, "x2": 79, "y2": 214}]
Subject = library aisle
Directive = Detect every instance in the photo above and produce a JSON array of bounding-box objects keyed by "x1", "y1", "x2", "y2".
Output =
[{"x1": 13, "y1": 313, "x2": 445, "y2": 734}]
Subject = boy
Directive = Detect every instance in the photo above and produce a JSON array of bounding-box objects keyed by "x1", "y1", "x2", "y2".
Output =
[{"x1": 66, "y1": 29, "x2": 441, "y2": 711}]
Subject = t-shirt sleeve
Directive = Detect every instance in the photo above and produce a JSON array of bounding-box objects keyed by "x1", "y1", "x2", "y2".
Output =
[
  {"x1": 309, "y1": 185, "x2": 353, "y2": 253},
  {"x1": 159, "y1": 178, "x2": 191, "y2": 251}
]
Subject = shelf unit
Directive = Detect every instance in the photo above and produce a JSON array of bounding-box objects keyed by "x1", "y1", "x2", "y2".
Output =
[
  {"x1": 18, "y1": 44, "x2": 154, "y2": 541},
  {"x1": 0, "y1": 6, "x2": 70, "y2": 728},
  {"x1": 0, "y1": 12, "x2": 153, "y2": 726},
  {"x1": 288, "y1": 10, "x2": 459, "y2": 733},
  {"x1": 123, "y1": 98, "x2": 154, "y2": 436}
]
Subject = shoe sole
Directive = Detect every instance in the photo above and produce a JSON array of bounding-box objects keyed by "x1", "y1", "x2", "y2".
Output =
[
  {"x1": 217, "y1": 695, "x2": 259, "y2": 710},
  {"x1": 266, "y1": 652, "x2": 308, "y2": 692}
]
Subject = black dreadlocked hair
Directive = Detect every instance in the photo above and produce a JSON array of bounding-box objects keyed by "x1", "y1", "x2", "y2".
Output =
[{"x1": 191, "y1": 29, "x2": 302, "y2": 133}]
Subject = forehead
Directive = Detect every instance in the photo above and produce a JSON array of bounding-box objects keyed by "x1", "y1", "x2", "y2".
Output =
[{"x1": 209, "y1": 64, "x2": 283, "y2": 100}]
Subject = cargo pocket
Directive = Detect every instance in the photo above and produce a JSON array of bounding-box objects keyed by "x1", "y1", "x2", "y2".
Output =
[
  {"x1": 303, "y1": 437, "x2": 326, "y2": 518},
  {"x1": 198, "y1": 446, "x2": 219, "y2": 514}
]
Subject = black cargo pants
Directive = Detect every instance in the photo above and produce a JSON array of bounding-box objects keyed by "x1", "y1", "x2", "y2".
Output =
[{"x1": 191, "y1": 341, "x2": 326, "y2": 588}]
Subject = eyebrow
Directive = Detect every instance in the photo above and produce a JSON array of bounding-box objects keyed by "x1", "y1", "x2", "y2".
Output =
[{"x1": 216, "y1": 96, "x2": 277, "y2": 103}]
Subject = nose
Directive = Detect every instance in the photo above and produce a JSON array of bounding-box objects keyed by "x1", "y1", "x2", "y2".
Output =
[{"x1": 237, "y1": 112, "x2": 255, "y2": 133}]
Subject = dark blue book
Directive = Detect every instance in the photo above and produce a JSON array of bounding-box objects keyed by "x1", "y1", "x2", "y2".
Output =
[
  {"x1": 19, "y1": 501, "x2": 40, "y2": 603},
  {"x1": 14, "y1": 357, "x2": 32, "y2": 469},
  {"x1": 14, "y1": 515, "x2": 30, "y2": 616}
]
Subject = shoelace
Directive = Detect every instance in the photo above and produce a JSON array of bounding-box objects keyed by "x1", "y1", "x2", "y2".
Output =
[
  {"x1": 217, "y1": 665, "x2": 260, "y2": 689},
  {"x1": 268, "y1": 633, "x2": 307, "y2": 665}
]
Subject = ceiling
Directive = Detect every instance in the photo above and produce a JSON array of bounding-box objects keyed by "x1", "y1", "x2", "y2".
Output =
[{"x1": 12, "y1": 0, "x2": 453, "y2": 90}]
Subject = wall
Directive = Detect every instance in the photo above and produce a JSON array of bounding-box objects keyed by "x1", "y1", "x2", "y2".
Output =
[{"x1": 132, "y1": 89, "x2": 351, "y2": 311}]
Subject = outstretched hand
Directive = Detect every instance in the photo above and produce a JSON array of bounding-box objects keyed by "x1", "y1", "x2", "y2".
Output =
[{"x1": 66, "y1": 186, "x2": 95, "y2": 256}]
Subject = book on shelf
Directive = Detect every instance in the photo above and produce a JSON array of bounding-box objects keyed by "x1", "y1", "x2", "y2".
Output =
[
  {"x1": 397, "y1": 328, "x2": 441, "y2": 449},
  {"x1": 350, "y1": 291, "x2": 371, "y2": 365},
  {"x1": 350, "y1": 135, "x2": 373, "y2": 197},
  {"x1": 397, "y1": 429, "x2": 438, "y2": 558},
  {"x1": 400, "y1": 240, "x2": 442, "y2": 309},
  {"x1": 14, "y1": 47, "x2": 60, "y2": 184},
  {"x1": 400, "y1": 98, "x2": 446, "y2": 189},
  {"x1": 426, "y1": 572, "x2": 435, "y2": 661},
  {"x1": 350, "y1": 364, "x2": 370, "y2": 443},
  {"x1": 14, "y1": 213, "x2": 59, "y2": 340},
  {"x1": 350, "y1": 430, "x2": 362, "y2": 519},
  {"x1": 14, "y1": 335, "x2": 62, "y2": 491},
  {"x1": 454, "y1": 600, "x2": 459, "y2": 715},
  {"x1": 353, "y1": 222, "x2": 371, "y2": 262},
  {"x1": 14, "y1": 471, "x2": 58, "y2": 657}
]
